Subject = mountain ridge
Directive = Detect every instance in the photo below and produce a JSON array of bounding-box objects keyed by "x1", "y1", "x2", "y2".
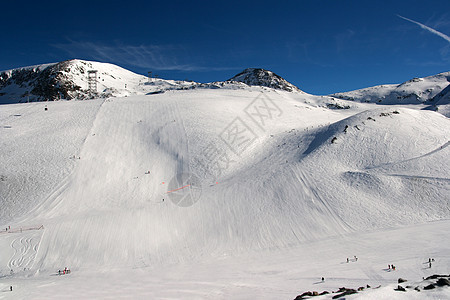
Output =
[{"x1": 1, "y1": 59, "x2": 449, "y2": 117}]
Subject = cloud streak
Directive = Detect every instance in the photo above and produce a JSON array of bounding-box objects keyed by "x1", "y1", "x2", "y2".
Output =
[
  {"x1": 53, "y1": 40, "x2": 238, "y2": 72},
  {"x1": 398, "y1": 15, "x2": 450, "y2": 43}
]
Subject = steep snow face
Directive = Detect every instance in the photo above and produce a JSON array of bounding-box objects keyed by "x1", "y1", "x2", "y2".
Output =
[
  {"x1": 331, "y1": 72, "x2": 450, "y2": 104},
  {"x1": 0, "y1": 60, "x2": 196, "y2": 104},
  {"x1": 428, "y1": 83, "x2": 450, "y2": 117},
  {"x1": 227, "y1": 68, "x2": 302, "y2": 92}
]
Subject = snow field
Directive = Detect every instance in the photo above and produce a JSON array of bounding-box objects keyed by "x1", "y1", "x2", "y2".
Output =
[{"x1": 0, "y1": 87, "x2": 449, "y2": 298}]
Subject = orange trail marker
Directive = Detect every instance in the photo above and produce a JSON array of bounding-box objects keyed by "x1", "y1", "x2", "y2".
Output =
[{"x1": 166, "y1": 184, "x2": 191, "y2": 194}]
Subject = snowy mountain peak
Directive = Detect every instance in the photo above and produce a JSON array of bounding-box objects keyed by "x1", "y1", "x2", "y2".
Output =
[
  {"x1": 227, "y1": 68, "x2": 301, "y2": 92},
  {"x1": 0, "y1": 59, "x2": 197, "y2": 104}
]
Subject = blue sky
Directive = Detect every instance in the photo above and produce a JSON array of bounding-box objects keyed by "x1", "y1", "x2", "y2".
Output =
[{"x1": 2, "y1": 0, "x2": 449, "y2": 94}]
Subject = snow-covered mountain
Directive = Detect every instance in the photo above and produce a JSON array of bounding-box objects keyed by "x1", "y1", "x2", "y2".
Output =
[
  {"x1": 2, "y1": 59, "x2": 450, "y2": 116},
  {"x1": 429, "y1": 83, "x2": 450, "y2": 116},
  {"x1": 0, "y1": 60, "x2": 449, "y2": 299},
  {"x1": 227, "y1": 68, "x2": 302, "y2": 92},
  {"x1": 331, "y1": 71, "x2": 450, "y2": 107},
  {"x1": 0, "y1": 59, "x2": 197, "y2": 104},
  {"x1": 330, "y1": 72, "x2": 450, "y2": 117},
  {"x1": 0, "y1": 61, "x2": 303, "y2": 105}
]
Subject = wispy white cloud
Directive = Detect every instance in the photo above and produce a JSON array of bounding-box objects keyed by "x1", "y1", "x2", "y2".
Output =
[
  {"x1": 397, "y1": 15, "x2": 450, "y2": 43},
  {"x1": 53, "y1": 40, "x2": 238, "y2": 72},
  {"x1": 335, "y1": 29, "x2": 355, "y2": 53}
]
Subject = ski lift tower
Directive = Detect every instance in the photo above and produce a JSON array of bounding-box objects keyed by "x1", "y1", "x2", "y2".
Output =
[
  {"x1": 148, "y1": 71, "x2": 152, "y2": 83},
  {"x1": 87, "y1": 70, "x2": 98, "y2": 98}
]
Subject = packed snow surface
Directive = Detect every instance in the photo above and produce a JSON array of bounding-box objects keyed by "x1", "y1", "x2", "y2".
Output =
[{"x1": 0, "y1": 70, "x2": 449, "y2": 299}]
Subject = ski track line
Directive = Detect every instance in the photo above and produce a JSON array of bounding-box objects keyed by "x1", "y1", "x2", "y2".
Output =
[
  {"x1": 173, "y1": 99, "x2": 191, "y2": 173},
  {"x1": 383, "y1": 174, "x2": 450, "y2": 182},
  {"x1": 23, "y1": 176, "x2": 72, "y2": 222},
  {"x1": 298, "y1": 168, "x2": 354, "y2": 233},
  {"x1": 366, "y1": 140, "x2": 450, "y2": 171},
  {"x1": 15, "y1": 99, "x2": 107, "y2": 223},
  {"x1": 167, "y1": 98, "x2": 191, "y2": 174},
  {"x1": 7, "y1": 233, "x2": 41, "y2": 272}
]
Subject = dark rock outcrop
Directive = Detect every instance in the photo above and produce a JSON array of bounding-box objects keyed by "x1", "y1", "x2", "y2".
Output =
[
  {"x1": 332, "y1": 288, "x2": 357, "y2": 299},
  {"x1": 227, "y1": 68, "x2": 301, "y2": 92}
]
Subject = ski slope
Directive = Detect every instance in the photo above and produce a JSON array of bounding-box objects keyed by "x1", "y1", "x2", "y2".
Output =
[{"x1": 0, "y1": 86, "x2": 449, "y2": 299}]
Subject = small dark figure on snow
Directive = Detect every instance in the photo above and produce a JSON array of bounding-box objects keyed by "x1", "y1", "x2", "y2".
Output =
[
  {"x1": 354, "y1": 256, "x2": 358, "y2": 261},
  {"x1": 388, "y1": 264, "x2": 390, "y2": 269},
  {"x1": 10, "y1": 286, "x2": 12, "y2": 291},
  {"x1": 321, "y1": 277, "x2": 324, "y2": 282},
  {"x1": 429, "y1": 262, "x2": 432, "y2": 268},
  {"x1": 58, "y1": 270, "x2": 61, "y2": 275},
  {"x1": 346, "y1": 258, "x2": 349, "y2": 263}
]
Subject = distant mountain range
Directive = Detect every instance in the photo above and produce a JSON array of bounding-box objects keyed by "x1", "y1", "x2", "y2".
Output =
[{"x1": 1, "y1": 59, "x2": 449, "y2": 115}]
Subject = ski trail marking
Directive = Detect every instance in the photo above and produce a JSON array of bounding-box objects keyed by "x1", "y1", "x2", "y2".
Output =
[
  {"x1": 366, "y1": 140, "x2": 450, "y2": 170},
  {"x1": 7, "y1": 233, "x2": 41, "y2": 272},
  {"x1": 166, "y1": 184, "x2": 191, "y2": 194}
]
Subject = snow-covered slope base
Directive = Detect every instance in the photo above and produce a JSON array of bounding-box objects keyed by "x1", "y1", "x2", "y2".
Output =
[
  {"x1": 0, "y1": 87, "x2": 449, "y2": 299},
  {"x1": 1, "y1": 221, "x2": 449, "y2": 299}
]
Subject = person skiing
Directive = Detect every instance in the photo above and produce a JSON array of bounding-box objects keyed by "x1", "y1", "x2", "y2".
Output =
[
  {"x1": 388, "y1": 264, "x2": 390, "y2": 270},
  {"x1": 321, "y1": 277, "x2": 324, "y2": 282},
  {"x1": 346, "y1": 258, "x2": 349, "y2": 263},
  {"x1": 10, "y1": 286, "x2": 12, "y2": 292}
]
